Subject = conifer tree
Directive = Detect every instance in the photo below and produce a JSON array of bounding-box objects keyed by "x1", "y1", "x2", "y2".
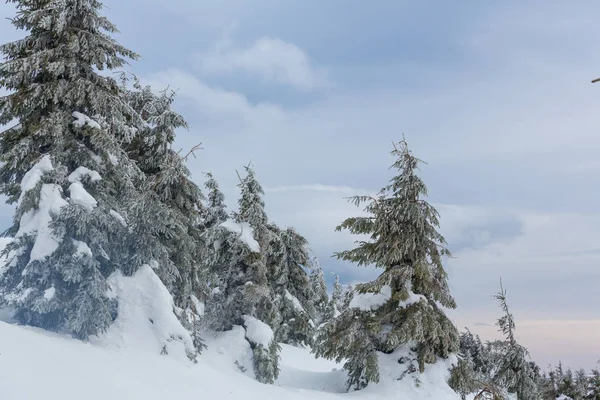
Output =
[
  {"x1": 272, "y1": 227, "x2": 315, "y2": 346},
  {"x1": 233, "y1": 165, "x2": 273, "y2": 323},
  {"x1": 124, "y1": 81, "x2": 207, "y2": 352},
  {"x1": 314, "y1": 139, "x2": 459, "y2": 390},
  {"x1": 490, "y1": 281, "x2": 539, "y2": 400},
  {"x1": 199, "y1": 172, "x2": 230, "y2": 329},
  {"x1": 309, "y1": 258, "x2": 329, "y2": 326},
  {"x1": 207, "y1": 165, "x2": 279, "y2": 383},
  {"x1": 202, "y1": 172, "x2": 228, "y2": 229},
  {"x1": 0, "y1": 0, "x2": 164, "y2": 338},
  {"x1": 587, "y1": 368, "x2": 600, "y2": 400},
  {"x1": 323, "y1": 274, "x2": 343, "y2": 321}
]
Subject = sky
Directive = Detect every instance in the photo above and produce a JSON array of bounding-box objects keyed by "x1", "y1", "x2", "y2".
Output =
[{"x1": 1, "y1": 0, "x2": 600, "y2": 371}]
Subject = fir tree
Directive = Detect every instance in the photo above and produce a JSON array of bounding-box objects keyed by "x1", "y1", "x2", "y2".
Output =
[
  {"x1": 272, "y1": 227, "x2": 315, "y2": 347},
  {"x1": 199, "y1": 172, "x2": 230, "y2": 330},
  {"x1": 233, "y1": 165, "x2": 273, "y2": 323},
  {"x1": 323, "y1": 274, "x2": 343, "y2": 321},
  {"x1": 587, "y1": 368, "x2": 600, "y2": 400},
  {"x1": 490, "y1": 281, "x2": 539, "y2": 400},
  {"x1": 308, "y1": 258, "x2": 329, "y2": 326},
  {"x1": 314, "y1": 139, "x2": 459, "y2": 390},
  {"x1": 202, "y1": 172, "x2": 228, "y2": 229},
  {"x1": 0, "y1": 0, "x2": 163, "y2": 338},
  {"x1": 206, "y1": 165, "x2": 279, "y2": 383},
  {"x1": 124, "y1": 81, "x2": 207, "y2": 353}
]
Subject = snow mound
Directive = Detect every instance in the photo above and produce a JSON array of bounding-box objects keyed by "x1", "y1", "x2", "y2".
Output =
[
  {"x1": 350, "y1": 285, "x2": 391, "y2": 311},
  {"x1": 68, "y1": 166, "x2": 102, "y2": 183},
  {"x1": 349, "y1": 285, "x2": 427, "y2": 311},
  {"x1": 68, "y1": 181, "x2": 98, "y2": 210},
  {"x1": 18, "y1": 183, "x2": 68, "y2": 262},
  {"x1": 0, "y1": 319, "x2": 462, "y2": 400},
  {"x1": 91, "y1": 265, "x2": 195, "y2": 361},
  {"x1": 220, "y1": 219, "x2": 260, "y2": 252},
  {"x1": 19, "y1": 155, "x2": 53, "y2": 200},
  {"x1": 72, "y1": 111, "x2": 101, "y2": 130},
  {"x1": 243, "y1": 315, "x2": 274, "y2": 347},
  {"x1": 276, "y1": 344, "x2": 347, "y2": 393},
  {"x1": 285, "y1": 289, "x2": 306, "y2": 312}
]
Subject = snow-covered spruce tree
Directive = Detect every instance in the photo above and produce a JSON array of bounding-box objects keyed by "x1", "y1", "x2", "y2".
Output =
[
  {"x1": 587, "y1": 368, "x2": 600, "y2": 400},
  {"x1": 449, "y1": 329, "x2": 502, "y2": 400},
  {"x1": 233, "y1": 165, "x2": 274, "y2": 324},
  {"x1": 309, "y1": 258, "x2": 329, "y2": 326},
  {"x1": 0, "y1": 0, "x2": 172, "y2": 338},
  {"x1": 271, "y1": 226, "x2": 316, "y2": 347},
  {"x1": 202, "y1": 172, "x2": 229, "y2": 230},
  {"x1": 323, "y1": 274, "x2": 343, "y2": 322},
  {"x1": 205, "y1": 165, "x2": 279, "y2": 384},
  {"x1": 489, "y1": 281, "x2": 539, "y2": 400},
  {"x1": 200, "y1": 172, "x2": 230, "y2": 328},
  {"x1": 314, "y1": 139, "x2": 459, "y2": 390},
  {"x1": 124, "y1": 81, "x2": 207, "y2": 352}
]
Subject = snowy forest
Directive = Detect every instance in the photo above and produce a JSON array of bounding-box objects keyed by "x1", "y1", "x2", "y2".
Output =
[{"x1": 0, "y1": 1, "x2": 598, "y2": 400}]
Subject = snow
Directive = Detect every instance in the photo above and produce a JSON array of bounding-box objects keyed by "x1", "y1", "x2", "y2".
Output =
[
  {"x1": 72, "y1": 111, "x2": 101, "y2": 130},
  {"x1": 43, "y1": 286, "x2": 56, "y2": 300},
  {"x1": 0, "y1": 239, "x2": 462, "y2": 400},
  {"x1": 19, "y1": 155, "x2": 53, "y2": 201},
  {"x1": 220, "y1": 219, "x2": 260, "y2": 252},
  {"x1": 92, "y1": 265, "x2": 195, "y2": 361},
  {"x1": 285, "y1": 289, "x2": 306, "y2": 313},
  {"x1": 68, "y1": 181, "x2": 98, "y2": 211},
  {"x1": 0, "y1": 318, "x2": 463, "y2": 400},
  {"x1": 399, "y1": 291, "x2": 427, "y2": 308},
  {"x1": 108, "y1": 153, "x2": 119, "y2": 166},
  {"x1": 17, "y1": 183, "x2": 68, "y2": 262},
  {"x1": 73, "y1": 239, "x2": 93, "y2": 257},
  {"x1": 349, "y1": 285, "x2": 391, "y2": 311},
  {"x1": 110, "y1": 210, "x2": 127, "y2": 226},
  {"x1": 242, "y1": 315, "x2": 274, "y2": 347},
  {"x1": 190, "y1": 295, "x2": 205, "y2": 316},
  {"x1": 349, "y1": 285, "x2": 426, "y2": 311},
  {"x1": 68, "y1": 166, "x2": 102, "y2": 183}
]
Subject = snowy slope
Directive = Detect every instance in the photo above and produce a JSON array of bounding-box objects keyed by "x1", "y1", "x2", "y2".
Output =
[
  {"x1": 0, "y1": 318, "x2": 462, "y2": 400},
  {"x1": 0, "y1": 234, "x2": 462, "y2": 400}
]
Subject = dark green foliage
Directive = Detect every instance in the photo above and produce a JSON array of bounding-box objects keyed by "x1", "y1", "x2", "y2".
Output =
[
  {"x1": 314, "y1": 307, "x2": 380, "y2": 390},
  {"x1": 123, "y1": 81, "x2": 208, "y2": 356},
  {"x1": 313, "y1": 139, "x2": 459, "y2": 390},
  {"x1": 0, "y1": 0, "x2": 162, "y2": 338}
]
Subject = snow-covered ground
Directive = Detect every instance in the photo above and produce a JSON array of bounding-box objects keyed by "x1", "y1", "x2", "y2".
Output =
[
  {"x1": 0, "y1": 316, "x2": 463, "y2": 400},
  {"x1": 0, "y1": 236, "x2": 463, "y2": 400}
]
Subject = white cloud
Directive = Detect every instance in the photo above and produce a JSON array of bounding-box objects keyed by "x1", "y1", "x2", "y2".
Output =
[{"x1": 195, "y1": 37, "x2": 329, "y2": 90}]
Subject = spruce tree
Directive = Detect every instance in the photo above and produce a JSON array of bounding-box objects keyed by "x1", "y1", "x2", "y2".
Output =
[
  {"x1": 309, "y1": 258, "x2": 329, "y2": 326},
  {"x1": 124, "y1": 81, "x2": 207, "y2": 353},
  {"x1": 272, "y1": 227, "x2": 315, "y2": 346},
  {"x1": 207, "y1": 165, "x2": 279, "y2": 383},
  {"x1": 202, "y1": 172, "x2": 228, "y2": 229},
  {"x1": 233, "y1": 165, "x2": 273, "y2": 323},
  {"x1": 199, "y1": 172, "x2": 230, "y2": 330},
  {"x1": 323, "y1": 274, "x2": 343, "y2": 321},
  {"x1": 490, "y1": 281, "x2": 539, "y2": 400},
  {"x1": 314, "y1": 139, "x2": 459, "y2": 390},
  {"x1": 587, "y1": 368, "x2": 600, "y2": 400},
  {"x1": 0, "y1": 0, "x2": 163, "y2": 338}
]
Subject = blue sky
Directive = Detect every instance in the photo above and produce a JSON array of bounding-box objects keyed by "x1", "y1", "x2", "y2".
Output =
[{"x1": 1, "y1": 0, "x2": 600, "y2": 370}]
